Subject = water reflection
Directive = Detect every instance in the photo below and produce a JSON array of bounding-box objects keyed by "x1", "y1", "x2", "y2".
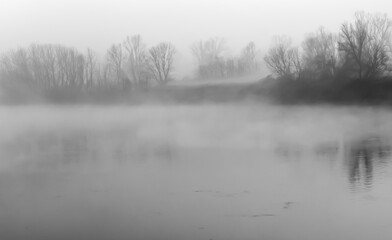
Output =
[
  {"x1": 0, "y1": 129, "x2": 177, "y2": 169},
  {"x1": 274, "y1": 142, "x2": 302, "y2": 159},
  {"x1": 3, "y1": 105, "x2": 392, "y2": 240},
  {"x1": 282, "y1": 135, "x2": 392, "y2": 192},
  {"x1": 4, "y1": 128, "x2": 392, "y2": 197},
  {"x1": 345, "y1": 136, "x2": 392, "y2": 191},
  {"x1": 314, "y1": 142, "x2": 340, "y2": 160}
]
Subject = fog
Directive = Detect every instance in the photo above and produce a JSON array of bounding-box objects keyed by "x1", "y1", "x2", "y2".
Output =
[
  {"x1": 2, "y1": 0, "x2": 392, "y2": 77},
  {"x1": 1, "y1": 104, "x2": 392, "y2": 239},
  {"x1": 2, "y1": 1, "x2": 392, "y2": 239}
]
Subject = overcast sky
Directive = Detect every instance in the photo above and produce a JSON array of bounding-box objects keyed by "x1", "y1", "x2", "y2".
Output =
[{"x1": 1, "y1": 0, "x2": 392, "y2": 77}]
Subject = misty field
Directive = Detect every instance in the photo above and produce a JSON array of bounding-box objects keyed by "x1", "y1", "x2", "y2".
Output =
[{"x1": 1, "y1": 104, "x2": 392, "y2": 240}]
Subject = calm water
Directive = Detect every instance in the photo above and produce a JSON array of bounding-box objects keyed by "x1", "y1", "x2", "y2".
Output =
[{"x1": 1, "y1": 105, "x2": 392, "y2": 240}]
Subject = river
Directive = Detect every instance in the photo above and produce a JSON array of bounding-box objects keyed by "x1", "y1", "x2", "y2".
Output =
[{"x1": 0, "y1": 104, "x2": 391, "y2": 240}]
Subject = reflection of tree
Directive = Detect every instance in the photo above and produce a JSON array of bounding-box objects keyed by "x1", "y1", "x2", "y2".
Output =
[
  {"x1": 349, "y1": 144, "x2": 373, "y2": 188},
  {"x1": 346, "y1": 136, "x2": 391, "y2": 190},
  {"x1": 314, "y1": 142, "x2": 339, "y2": 159},
  {"x1": 1, "y1": 130, "x2": 177, "y2": 168},
  {"x1": 61, "y1": 132, "x2": 89, "y2": 164}
]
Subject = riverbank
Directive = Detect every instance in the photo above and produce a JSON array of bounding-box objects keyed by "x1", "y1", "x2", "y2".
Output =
[
  {"x1": 2, "y1": 76, "x2": 392, "y2": 106},
  {"x1": 244, "y1": 76, "x2": 392, "y2": 106},
  {"x1": 0, "y1": 78, "x2": 261, "y2": 105}
]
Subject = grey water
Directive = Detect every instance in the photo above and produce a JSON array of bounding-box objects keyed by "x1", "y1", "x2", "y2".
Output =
[{"x1": 1, "y1": 104, "x2": 392, "y2": 240}]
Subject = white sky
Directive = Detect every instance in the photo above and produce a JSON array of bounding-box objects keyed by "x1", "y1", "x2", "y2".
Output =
[{"x1": 1, "y1": 0, "x2": 392, "y2": 77}]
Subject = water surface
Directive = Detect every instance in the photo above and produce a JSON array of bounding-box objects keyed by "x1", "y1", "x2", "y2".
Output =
[{"x1": 1, "y1": 105, "x2": 392, "y2": 240}]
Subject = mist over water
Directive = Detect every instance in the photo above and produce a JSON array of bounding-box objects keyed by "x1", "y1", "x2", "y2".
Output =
[
  {"x1": 3, "y1": 0, "x2": 392, "y2": 238},
  {"x1": 1, "y1": 104, "x2": 392, "y2": 240}
]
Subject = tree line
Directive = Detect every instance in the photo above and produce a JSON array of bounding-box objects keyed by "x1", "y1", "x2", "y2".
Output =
[
  {"x1": 264, "y1": 12, "x2": 392, "y2": 82},
  {"x1": 0, "y1": 35, "x2": 176, "y2": 99},
  {"x1": 0, "y1": 34, "x2": 262, "y2": 100},
  {"x1": 191, "y1": 38, "x2": 260, "y2": 79}
]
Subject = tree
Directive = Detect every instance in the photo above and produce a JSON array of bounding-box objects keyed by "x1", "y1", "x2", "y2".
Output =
[
  {"x1": 123, "y1": 35, "x2": 150, "y2": 87},
  {"x1": 240, "y1": 41, "x2": 258, "y2": 74},
  {"x1": 191, "y1": 40, "x2": 208, "y2": 65},
  {"x1": 29, "y1": 44, "x2": 56, "y2": 88},
  {"x1": 84, "y1": 48, "x2": 97, "y2": 88},
  {"x1": 148, "y1": 42, "x2": 176, "y2": 85},
  {"x1": 0, "y1": 43, "x2": 93, "y2": 97},
  {"x1": 302, "y1": 27, "x2": 339, "y2": 79},
  {"x1": 264, "y1": 36, "x2": 302, "y2": 79},
  {"x1": 0, "y1": 48, "x2": 33, "y2": 88},
  {"x1": 290, "y1": 47, "x2": 303, "y2": 79},
  {"x1": 191, "y1": 37, "x2": 227, "y2": 79},
  {"x1": 52, "y1": 45, "x2": 85, "y2": 87},
  {"x1": 339, "y1": 12, "x2": 392, "y2": 79},
  {"x1": 106, "y1": 43, "x2": 128, "y2": 88},
  {"x1": 191, "y1": 37, "x2": 226, "y2": 65}
]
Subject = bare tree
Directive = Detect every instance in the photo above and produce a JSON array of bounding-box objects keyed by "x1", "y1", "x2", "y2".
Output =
[
  {"x1": 148, "y1": 42, "x2": 176, "y2": 85},
  {"x1": 191, "y1": 37, "x2": 226, "y2": 65},
  {"x1": 29, "y1": 44, "x2": 57, "y2": 88},
  {"x1": 339, "y1": 12, "x2": 392, "y2": 79},
  {"x1": 106, "y1": 43, "x2": 127, "y2": 87},
  {"x1": 123, "y1": 35, "x2": 150, "y2": 87},
  {"x1": 75, "y1": 53, "x2": 85, "y2": 87},
  {"x1": 204, "y1": 37, "x2": 226, "y2": 62},
  {"x1": 191, "y1": 37, "x2": 227, "y2": 79},
  {"x1": 54, "y1": 45, "x2": 68, "y2": 86},
  {"x1": 302, "y1": 27, "x2": 339, "y2": 78},
  {"x1": 240, "y1": 41, "x2": 258, "y2": 73},
  {"x1": 191, "y1": 40, "x2": 208, "y2": 65},
  {"x1": 0, "y1": 48, "x2": 33, "y2": 88},
  {"x1": 97, "y1": 63, "x2": 112, "y2": 88},
  {"x1": 84, "y1": 48, "x2": 97, "y2": 88},
  {"x1": 53, "y1": 45, "x2": 86, "y2": 87},
  {"x1": 0, "y1": 43, "x2": 142, "y2": 94},
  {"x1": 264, "y1": 36, "x2": 301, "y2": 79},
  {"x1": 290, "y1": 47, "x2": 303, "y2": 79}
]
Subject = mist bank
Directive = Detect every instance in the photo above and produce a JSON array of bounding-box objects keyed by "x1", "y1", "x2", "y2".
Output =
[
  {"x1": 3, "y1": 75, "x2": 392, "y2": 106},
  {"x1": 0, "y1": 76, "x2": 264, "y2": 105},
  {"x1": 2, "y1": 103, "x2": 392, "y2": 240}
]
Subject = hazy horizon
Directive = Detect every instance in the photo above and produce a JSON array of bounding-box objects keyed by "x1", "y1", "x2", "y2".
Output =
[
  {"x1": 2, "y1": 2, "x2": 392, "y2": 238},
  {"x1": 1, "y1": 0, "x2": 392, "y2": 78}
]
